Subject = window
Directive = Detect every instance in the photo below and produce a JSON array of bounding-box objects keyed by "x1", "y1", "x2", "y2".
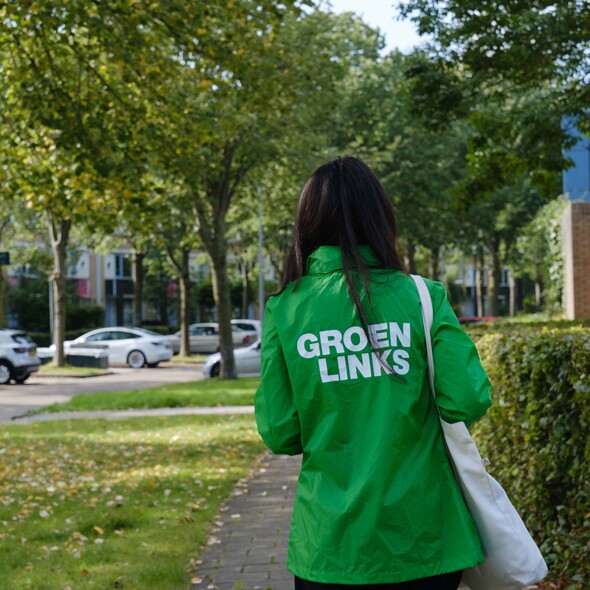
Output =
[
  {"x1": 111, "y1": 331, "x2": 139, "y2": 340},
  {"x1": 501, "y1": 269, "x2": 510, "y2": 287},
  {"x1": 114, "y1": 254, "x2": 132, "y2": 279},
  {"x1": 85, "y1": 332, "x2": 111, "y2": 342},
  {"x1": 12, "y1": 334, "x2": 34, "y2": 345}
]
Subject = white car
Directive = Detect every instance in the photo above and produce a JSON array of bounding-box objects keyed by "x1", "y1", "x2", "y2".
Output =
[
  {"x1": 203, "y1": 339, "x2": 261, "y2": 378},
  {"x1": 167, "y1": 322, "x2": 255, "y2": 355},
  {"x1": 60, "y1": 327, "x2": 172, "y2": 368},
  {"x1": 0, "y1": 329, "x2": 41, "y2": 384}
]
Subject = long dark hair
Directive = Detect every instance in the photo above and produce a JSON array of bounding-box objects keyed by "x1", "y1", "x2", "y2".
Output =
[{"x1": 279, "y1": 155, "x2": 405, "y2": 328}]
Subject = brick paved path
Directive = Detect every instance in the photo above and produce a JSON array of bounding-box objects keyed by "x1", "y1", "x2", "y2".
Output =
[{"x1": 190, "y1": 453, "x2": 301, "y2": 590}]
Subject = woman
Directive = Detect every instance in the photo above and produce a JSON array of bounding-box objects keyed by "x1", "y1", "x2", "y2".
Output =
[{"x1": 254, "y1": 156, "x2": 491, "y2": 589}]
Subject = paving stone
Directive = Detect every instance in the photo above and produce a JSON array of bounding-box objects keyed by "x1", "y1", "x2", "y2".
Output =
[{"x1": 190, "y1": 453, "x2": 300, "y2": 590}]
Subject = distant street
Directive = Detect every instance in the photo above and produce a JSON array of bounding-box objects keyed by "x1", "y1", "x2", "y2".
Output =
[{"x1": 0, "y1": 364, "x2": 203, "y2": 424}]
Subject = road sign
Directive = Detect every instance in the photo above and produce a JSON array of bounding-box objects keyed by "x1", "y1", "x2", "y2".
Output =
[{"x1": 0, "y1": 252, "x2": 9, "y2": 265}]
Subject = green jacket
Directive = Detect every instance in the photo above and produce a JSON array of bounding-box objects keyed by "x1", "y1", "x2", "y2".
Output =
[{"x1": 254, "y1": 246, "x2": 492, "y2": 584}]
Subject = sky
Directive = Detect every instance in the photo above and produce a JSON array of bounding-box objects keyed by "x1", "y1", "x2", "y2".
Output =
[{"x1": 325, "y1": 0, "x2": 425, "y2": 53}]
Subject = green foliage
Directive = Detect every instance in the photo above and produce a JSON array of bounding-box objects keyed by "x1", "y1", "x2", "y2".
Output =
[
  {"x1": 510, "y1": 196, "x2": 568, "y2": 308},
  {"x1": 7, "y1": 277, "x2": 50, "y2": 332},
  {"x1": 197, "y1": 278, "x2": 251, "y2": 312},
  {"x1": 398, "y1": 0, "x2": 590, "y2": 128},
  {"x1": 66, "y1": 305, "x2": 104, "y2": 331},
  {"x1": 197, "y1": 279, "x2": 215, "y2": 311},
  {"x1": 474, "y1": 328, "x2": 590, "y2": 586},
  {"x1": 7, "y1": 276, "x2": 104, "y2": 332}
]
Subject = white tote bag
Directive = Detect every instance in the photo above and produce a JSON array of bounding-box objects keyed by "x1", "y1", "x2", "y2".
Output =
[{"x1": 411, "y1": 274, "x2": 548, "y2": 590}]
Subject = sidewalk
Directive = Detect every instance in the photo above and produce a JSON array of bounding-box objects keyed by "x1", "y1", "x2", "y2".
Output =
[{"x1": 190, "y1": 452, "x2": 301, "y2": 590}]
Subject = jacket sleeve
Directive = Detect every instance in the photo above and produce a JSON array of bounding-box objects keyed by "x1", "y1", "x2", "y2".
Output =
[
  {"x1": 254, "y1": 304, "x2": 303, "y2": 455},
  {"x1": 429, "y1": 281, "x2": 492, "y2": 426}
]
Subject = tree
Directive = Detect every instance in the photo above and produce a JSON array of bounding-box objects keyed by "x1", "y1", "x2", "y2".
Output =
[
  {"x1": 509, "y1": 196, "x2": 568, "y2": 310},
  {"x1": 148, "y1": 6, "x2": 387, "y2": 377},
  {"x1": 1, "y1": 2, "x2": 146, "y2": 364},
  {"x1": 0, "y1": 119, "x2": 115, "y2": 363},
  {"x1": 327, "y1": 50, "x2": 468, "y2": 276},
  {"x1": 398, "y1": 0, "x2": 590, "y2": 125}
]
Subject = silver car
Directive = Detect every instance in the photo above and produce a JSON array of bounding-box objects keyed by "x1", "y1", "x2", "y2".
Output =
[
  {"x1": 167, "y1": 323, "x2": 255, "y2": 355},
  {"x1": 60, "y1": 327, "x2": 172, "y2": 368},
  {"x1": 203, "y1": 339, "x2": 261, "y2": 378}
]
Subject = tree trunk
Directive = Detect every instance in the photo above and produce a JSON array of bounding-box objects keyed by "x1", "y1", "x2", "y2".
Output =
[
  {"x1": 210, "y1": 244, "x2": 237, "y2": 379},
  {"x1": 178, "y1": 252, "x2": 191, "y2": 357},
  {"x1": 534, "y1": 278, "x2": 543, "y2": 308},
  {"x1": 429, "y1": 247, "x2": 440, "y2": 280},
  {"x1": 241, "y1": 261, "x2": 249, "y2": 318},
  {"x1": 165, "y1": 246, "x2": 191, "y2": 356},
  {"x1": 509, "y1": 272, "x2": 517, "y2": 316},
  {"x1": 475, "y1": 246, "x2": 485, "y2": 317},
  {"x1": 487, "y1": 234, "x2": 502, "y2": 316},
  {"x1": 191, "y1": 143, "x2": 240, "y2": 379},
  {"x1": 405, "y1": 241, "x2": 417, "y2": 274},
  {"x1": 132, "y1": 250, "x2": 144, "y2": 327},
  {"x1": 47, "y1": 214, "x2": 71, "y2": 367}
]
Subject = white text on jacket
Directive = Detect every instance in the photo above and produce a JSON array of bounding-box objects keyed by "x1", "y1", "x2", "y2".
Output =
[{"x1": 296, "y1": 323, "x2": 411, "y2": 383}]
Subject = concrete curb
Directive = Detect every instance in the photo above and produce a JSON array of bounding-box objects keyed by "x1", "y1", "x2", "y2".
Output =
[{"x1": 9, "y1": 405, "x2": 255, "y2": 425}]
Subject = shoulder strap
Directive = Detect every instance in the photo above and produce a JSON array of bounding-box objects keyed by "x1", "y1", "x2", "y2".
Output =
[{"x1": 410, "y1": 274, "x2": 436, "y2": 400}]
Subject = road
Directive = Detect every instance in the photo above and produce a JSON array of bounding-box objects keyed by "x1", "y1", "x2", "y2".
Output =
[{"x1": 0, "y1": 364, "x2": 203, "y2": 424}]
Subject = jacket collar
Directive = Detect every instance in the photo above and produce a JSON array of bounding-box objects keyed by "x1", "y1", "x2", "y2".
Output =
[{"x1": 306, "y1": 245, "x2": 380, "y2": 274}]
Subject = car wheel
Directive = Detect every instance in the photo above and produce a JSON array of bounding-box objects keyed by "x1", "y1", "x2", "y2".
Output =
[
  {"x1": 14, "y1": 374, "x2": 30, "y2": 384},
  {"x1": 210, "y1": 362, "x2": 220, "y2": 378},
  {"x1": 0, "y1": 361, "x2": 12, "y2": 385},
  {"x1": 127, "y1": 350, "x2": 146, "y2": 369}
]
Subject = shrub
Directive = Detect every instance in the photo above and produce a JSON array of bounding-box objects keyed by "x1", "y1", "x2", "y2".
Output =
[
  {"x1": 474, "y1": 328, "x2": 590, "y2": 588},
  {"x1": 66, "y1": 304, "x2": 105, "y2": 330}
]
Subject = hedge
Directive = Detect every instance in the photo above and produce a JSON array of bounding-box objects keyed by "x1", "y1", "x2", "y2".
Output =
[
  {"x1": 473, "y1": 327, "x2": 590, "y2": 588},
  {"x1": 29, "y1": 330, "x2": 91, "y2": 348}
]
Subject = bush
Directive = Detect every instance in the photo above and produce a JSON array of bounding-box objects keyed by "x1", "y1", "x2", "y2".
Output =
[
  {"x1": 464, "y1": 318, "x2": 590, "y2": 343},
  {"x1": 28, "y1": 332, "x2": 51, "y2": 347},
  {"x1": 66, "y1": 305, "x2": 104, "y2": 330},
  {"x1": 474, "y1": 328, "x2": 590, "y2": 588},
  {"x1": 29, "y1": 330, "x2": 98, "y2": 348}
]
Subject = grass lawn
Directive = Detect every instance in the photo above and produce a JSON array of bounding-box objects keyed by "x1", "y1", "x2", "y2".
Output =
[
  {"x1": 39, "y1": 377, "x2": 260, "y2": 413},
  {"x1": 167, "y1": 355, "x2": 208, "y2": 364},
  {"x1": 38, "y1": 363, "x2": 110, "y2": 378},
  {"x1": 0, "y1": 415, "x2": 265, "y2": 590}
]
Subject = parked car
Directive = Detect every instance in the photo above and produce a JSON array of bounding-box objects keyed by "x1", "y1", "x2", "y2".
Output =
[
  {"x1": 0, "y1": 329, "x2": 41, "y2": 384},
  {"x1": 167, "y1": 323, "x2": 255, "y2": 355},
  {"x1": 203, "y1": 339, "x2": 261, "y2": 378},
  {"x1": 231, "y1": 319, "x2": 262, "y2": 339},
  {"x1": 56, "y1": 327, "x2": 172, "y2": 368}
]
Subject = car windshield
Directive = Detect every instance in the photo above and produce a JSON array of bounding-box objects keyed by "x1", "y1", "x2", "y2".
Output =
[{"x1": 12, "y1": 333, "x2": 34, "y2": 345}]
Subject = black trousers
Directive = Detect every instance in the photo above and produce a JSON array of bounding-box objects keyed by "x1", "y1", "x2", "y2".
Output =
[{"x1": 294, "y1": 570, "x2": 462, "y2": 590}]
